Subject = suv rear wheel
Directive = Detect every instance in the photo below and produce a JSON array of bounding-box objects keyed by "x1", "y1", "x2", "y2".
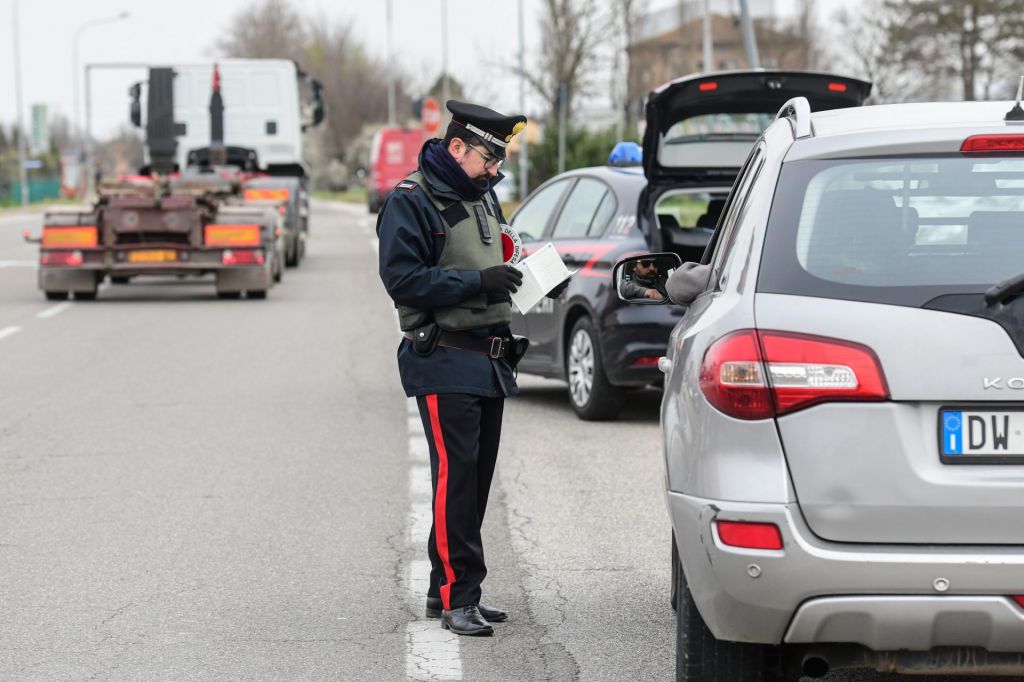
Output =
[
  {"x1": 676, "y1": 556, "x2": 784, "y2": 682},
  {"x1": 566, "y1": 316, "x2": 624, "y2": 421}
]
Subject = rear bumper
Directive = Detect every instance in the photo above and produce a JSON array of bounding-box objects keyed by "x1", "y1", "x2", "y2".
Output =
[
  {"x1": 37, "y1": 247, "x2": 272, "y2": 292},
  {"x1": 601, "y1": 310, "x2": 680, "y2": 386},
  {"x1": 668, "y1": 491, "x2": 1024, "y2": 651}
]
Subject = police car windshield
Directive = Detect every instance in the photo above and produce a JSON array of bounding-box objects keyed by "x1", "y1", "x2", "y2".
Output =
[{"x1": 663, "y1": 113, "x2": 774, "y2": 144}]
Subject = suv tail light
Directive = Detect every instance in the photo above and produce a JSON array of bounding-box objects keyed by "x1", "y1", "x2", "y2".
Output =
[
  {"x1": 699, "y1": 330, "x2": 889, "y2": 419},
  {"x1": 961, "y1": 135, "x2": 1024, "y2": 152}
]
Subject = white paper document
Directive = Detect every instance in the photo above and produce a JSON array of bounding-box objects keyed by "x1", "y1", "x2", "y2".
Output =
[{"x1": 510, "y1": 242, "x2": 575, "y2": 314}]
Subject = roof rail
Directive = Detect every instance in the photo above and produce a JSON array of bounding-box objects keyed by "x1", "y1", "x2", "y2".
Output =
[{"x1": 776, "y1": 97, "x2": 813, "y2": 139}]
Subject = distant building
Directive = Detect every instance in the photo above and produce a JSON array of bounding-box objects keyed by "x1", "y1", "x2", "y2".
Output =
[{"x1": 626, "y1": 2, "x2": 813, "y2": 127}]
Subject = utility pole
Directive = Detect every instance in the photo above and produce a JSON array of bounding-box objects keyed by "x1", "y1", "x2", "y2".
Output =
[
  {"x1": 518, "y1": 0, "x2": 528, "y2": 199},
  {"x1": 738, "y1": 0, "x2": 760, "y2": 69},
  {"x1": 386, "y1": 0, "x2": 396, "y2": 126},
  {"x1": 557, "y1": 84, "x2": 567, "y2": 175},
  {"x1": 702, "y1": 0, "x2": 713, "y2": 73},
  {"x1": 12, "y1": 0, "x2": 29, "y2": 206},
  {"x1": 441, "y1": 0, "x2": 450, "y2": 105}
]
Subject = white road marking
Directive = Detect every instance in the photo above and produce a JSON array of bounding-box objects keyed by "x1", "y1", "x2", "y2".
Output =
[
  {"x1": 374, "y1": 229, "x2": 463, "y2": 680},
  {"x1": 0, "y1": 260, "x2": 36, "y2": 268},
  {"x1": 37, "y1": 303, "x2": 71, "y2": 319},
  {"x1": 0, "y1": 326, "x2": 22, "y2": 341}
]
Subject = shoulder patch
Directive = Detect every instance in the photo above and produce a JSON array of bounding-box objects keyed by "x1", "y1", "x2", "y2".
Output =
[{"x1": 396, "y1": 180, "x2": 418, "y2": 191}]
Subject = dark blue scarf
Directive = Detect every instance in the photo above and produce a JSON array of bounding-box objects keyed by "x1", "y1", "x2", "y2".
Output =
[{"x1": 422, "y1": 138, "x2": 502, "y2": 201}]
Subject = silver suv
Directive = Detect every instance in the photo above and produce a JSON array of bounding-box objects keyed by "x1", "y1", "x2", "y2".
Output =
[{"x1": 618, "y1": 96, "x2": 1024, "y2": 680}]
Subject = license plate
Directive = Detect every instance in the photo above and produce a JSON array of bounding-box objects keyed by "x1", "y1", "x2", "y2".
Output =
[
  {"x1": 940, "y1": 408, "x2": 1024, "y2": 462},
  {"x1": 128, "y1": 249, "x2": 177, "y2": 263}
]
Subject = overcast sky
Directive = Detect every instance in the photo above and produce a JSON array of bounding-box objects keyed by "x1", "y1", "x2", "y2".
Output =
[{"x1": 0, "y1": 0, "x2": 841, "y2": 141}]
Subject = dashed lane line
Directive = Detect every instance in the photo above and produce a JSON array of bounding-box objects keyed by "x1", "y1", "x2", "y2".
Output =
[
  {"x1": 0, "y1": 260, "x2": 36, "y2": 268},
  {"x1": 365, "y1": 227, "x2": 465, "y2": 681},
  {"x1": 0, "y1": 326, "x2": 22, "y2": 341},
  {"x1": 37, "y1": 303, "x2": 71, "y2": 319}
]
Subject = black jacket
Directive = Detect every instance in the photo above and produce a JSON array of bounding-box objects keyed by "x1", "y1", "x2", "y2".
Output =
[{"x1": 376, "y1": 143, "x2": 518, "y2": 398}]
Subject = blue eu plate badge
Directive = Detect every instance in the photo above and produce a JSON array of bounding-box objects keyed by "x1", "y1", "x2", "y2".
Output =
[{"x1": 942, "y1": 411, "x2": 963, "y2": 455}]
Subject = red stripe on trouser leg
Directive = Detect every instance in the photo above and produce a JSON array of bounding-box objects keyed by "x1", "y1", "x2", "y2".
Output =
[{"x1": 426, "y1": 394, "x2": 457, "y2": 611}]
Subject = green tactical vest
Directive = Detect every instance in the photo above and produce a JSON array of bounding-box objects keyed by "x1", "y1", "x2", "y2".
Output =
[{"x1": 397, "y1": 171, "x2": 512, "y2": 332}]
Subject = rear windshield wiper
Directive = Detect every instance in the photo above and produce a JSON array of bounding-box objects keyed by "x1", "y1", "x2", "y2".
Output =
[{"x1": 985, "y1": 272, "x2": 1024, "y2": 306}]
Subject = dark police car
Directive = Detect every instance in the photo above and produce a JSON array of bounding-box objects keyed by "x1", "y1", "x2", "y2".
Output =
[{"x1": 509, "y1": 70, "x2": 871, "y2": 420}]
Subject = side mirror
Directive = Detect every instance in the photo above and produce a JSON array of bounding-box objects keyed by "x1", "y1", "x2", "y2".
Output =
[
  {"x1": 22, "y1": 229, "x2": 40, "y2": 244},
  {"x1": 129, "y1": 82, "x2": 143, "y2": 128},
  {"x1": 613, "y1": 252, "x2": 681, "y2": 304}
]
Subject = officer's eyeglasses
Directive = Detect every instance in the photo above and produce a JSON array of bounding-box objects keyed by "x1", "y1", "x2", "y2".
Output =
[{"x1": 467, "y1": 145, "x2": 503, "y2": 170}]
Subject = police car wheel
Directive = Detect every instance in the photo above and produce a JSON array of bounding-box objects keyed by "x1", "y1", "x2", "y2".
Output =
[{"x1": 565, "y1": 317, "x2": 624, "y2": 421}]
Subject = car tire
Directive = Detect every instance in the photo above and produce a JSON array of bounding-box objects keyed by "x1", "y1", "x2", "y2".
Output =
[
  {"x1": 671, "y1": 532, "x2": 680, "y2": 611},
  {"x1": 676, "y1": 556, "x2": 784, "y2": 682},
  {"x1": 285, "y1": 236, "x2": 299, "y2": 267},
  {"x1": 44, "y1": 291, "x2": 69, "y2": 301},
  {"x1": 566, "y1": 316, "x2": 624, "y2": 421}
]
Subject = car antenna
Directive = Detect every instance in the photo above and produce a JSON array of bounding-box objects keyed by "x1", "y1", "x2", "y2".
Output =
[{"x1": 1005, "y1": 76, "x2": 1024, "y2": 122}]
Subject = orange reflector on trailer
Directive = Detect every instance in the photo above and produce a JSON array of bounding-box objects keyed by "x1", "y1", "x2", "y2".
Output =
[
  {"x1": 42, "y1": 226, "x2": 98, "y2": 248},
  {"x1": 205, "y1": 224, "x2": 261, "y2": 247},
  {"x1": 244, "y1": 188, "x2": 290, "y2": 201}
]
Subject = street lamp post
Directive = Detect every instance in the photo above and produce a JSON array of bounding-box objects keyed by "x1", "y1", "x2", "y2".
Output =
[
  {"x1": 12, "y1": 0, "x2": 29, "y2": 206},
  {"x1": 73, "y1": 11, "x2": 130, "y2": 197}
]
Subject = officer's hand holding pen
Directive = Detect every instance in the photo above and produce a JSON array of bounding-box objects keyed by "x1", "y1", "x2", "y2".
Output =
[{"x1": 480, "y1": 265, "x2": 523, "y2": 294}]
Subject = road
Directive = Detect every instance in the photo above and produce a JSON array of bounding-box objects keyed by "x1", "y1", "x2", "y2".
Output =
[{"x1": 0, "y1": 203, "x2": 1005, "y2": 681}]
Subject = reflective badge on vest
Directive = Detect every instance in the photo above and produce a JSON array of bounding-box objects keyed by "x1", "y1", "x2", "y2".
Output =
[
  {"x1": 396, "y1": 181, "x2": 417, "y2": 191},
  {"x1": 501, "y1": 223, "x2": 522, "y2": 264}
]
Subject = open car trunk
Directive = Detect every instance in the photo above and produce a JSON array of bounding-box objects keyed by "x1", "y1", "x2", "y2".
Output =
[{"x1": 639, "y1": 70, "x2": 871, "y2": 260}]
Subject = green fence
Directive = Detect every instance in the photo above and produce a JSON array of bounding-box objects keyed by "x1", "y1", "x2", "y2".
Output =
[{"x1": 2, "y1": 178, "x2": 62, "y2": 205}]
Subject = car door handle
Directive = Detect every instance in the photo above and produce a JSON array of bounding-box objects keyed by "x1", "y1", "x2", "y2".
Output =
[{"x1": 658, "y1": 356, "x2": 672, "y2": 374}]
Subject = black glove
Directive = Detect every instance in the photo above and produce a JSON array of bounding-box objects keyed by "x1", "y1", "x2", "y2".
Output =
[
  {"x1": 479, "y1": 265, "x2": 523, "y2": 295},
  {"x1": 546, "y1": 279, "x2": 569, "y2": 299}
]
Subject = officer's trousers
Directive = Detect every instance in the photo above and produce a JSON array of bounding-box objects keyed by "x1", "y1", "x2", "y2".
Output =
[{"x1": 416, "y1": 392, "x2": 504, "y2": 611}]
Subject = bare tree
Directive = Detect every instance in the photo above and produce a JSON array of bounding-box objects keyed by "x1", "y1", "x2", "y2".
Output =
[
  {"x1": 525, "y1": 0, "x2": 609, "y2": 124},
  {"x1": 216, "y1": 0, "x2": 307, "y2": 62},
  {"x1": 882, "y1": 0, "x2": 1024, "y2": 101},
  {"x1": 612, "y1": 0, "x2": 649, "y2": 135},
  {"x1": 828, "y1": 0, "x2": 920, "y2": 103}
]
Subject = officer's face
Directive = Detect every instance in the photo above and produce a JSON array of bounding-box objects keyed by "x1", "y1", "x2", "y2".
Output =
[{"x1": 450, "y1": 138, "x2": 499, "y2": 185}]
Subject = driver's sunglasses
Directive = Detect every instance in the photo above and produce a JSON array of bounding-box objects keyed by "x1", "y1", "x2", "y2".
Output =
[
  {"x1": 467, "y1": 145, "x2": 503, "y2": 170},
  {"x1": 638, "y1": 259, "x2": 656, "y2": 267}
]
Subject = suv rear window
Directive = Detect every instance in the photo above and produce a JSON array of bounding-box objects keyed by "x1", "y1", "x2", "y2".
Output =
[{"x1": 759, "y1": 156, "x2": 1024, "y2": 306}]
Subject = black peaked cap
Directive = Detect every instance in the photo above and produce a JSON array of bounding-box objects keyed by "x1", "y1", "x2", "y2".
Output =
[{"x1": 447, "y1": 100, "x2": 527, "y2": 159}]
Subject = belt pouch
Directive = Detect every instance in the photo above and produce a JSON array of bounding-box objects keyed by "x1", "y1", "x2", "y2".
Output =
[{"x1": 412, "y1": 322, "x2": 442, "y2": 356}]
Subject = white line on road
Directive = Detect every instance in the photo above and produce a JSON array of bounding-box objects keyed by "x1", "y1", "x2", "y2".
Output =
[
  {"x1": 37, "y1": 303, "x2": 71, "y2": 319},
  {"x1": 0, "y1": 260, "x2": 37, "y2": 268},
  {"x1": 378, "y1": 220, "x2": 464, "y2": 680},
  {"x1": 0, "y1": 326, "x2": 22, "y2": 341}
]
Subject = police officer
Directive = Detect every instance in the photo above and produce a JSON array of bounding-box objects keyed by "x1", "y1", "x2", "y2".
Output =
[{"x1": 377, "y1": 101, "x2": 564, "y2": 637}]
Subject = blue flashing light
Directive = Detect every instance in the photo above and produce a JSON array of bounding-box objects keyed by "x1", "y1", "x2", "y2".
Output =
[{"x1": 608, "y1": 141, "x2": 642, "y2": 166}]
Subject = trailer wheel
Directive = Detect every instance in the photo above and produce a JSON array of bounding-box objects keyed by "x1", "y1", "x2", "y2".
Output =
[
  {"x1": 247, "y1": 290, "x2": 267, "y2": 300},
  {"x1": 217, "y1": 291, "x2": 241, "y2": 300},
  {"x1": 110, "y1": 276, "x2": 131, "y2": 284},
  {"x1": 44, "y1": 291, "x2": 69, "y2": 301}
]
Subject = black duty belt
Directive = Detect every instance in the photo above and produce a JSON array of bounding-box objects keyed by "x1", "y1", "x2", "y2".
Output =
[{"x1": 404, "y1": 331, "x2": 511, "y2": 359}]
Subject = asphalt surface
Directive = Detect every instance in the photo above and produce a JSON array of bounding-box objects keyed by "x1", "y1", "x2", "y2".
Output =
[{"x1": 0, "y1": 203, "x2": 1010, "y2": 681}]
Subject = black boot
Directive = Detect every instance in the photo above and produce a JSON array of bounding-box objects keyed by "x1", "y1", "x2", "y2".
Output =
[
  {"x1": 426, "y1": 597, "x2": 507, "y2": 622},
  {"x1": 440, "y1": 605, "x2": 493, "y2": 636}
]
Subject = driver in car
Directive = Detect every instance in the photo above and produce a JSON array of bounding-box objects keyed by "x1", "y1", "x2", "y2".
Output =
[{"x1": 621, "y1": 258, "x2": 667, "y2": 301}]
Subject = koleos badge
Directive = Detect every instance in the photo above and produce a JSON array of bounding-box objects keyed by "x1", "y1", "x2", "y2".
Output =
[{"x1": 501, "y1": 223, "x2": 522, "y2": 264}]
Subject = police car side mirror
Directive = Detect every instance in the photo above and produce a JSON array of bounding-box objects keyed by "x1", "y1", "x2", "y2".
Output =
[{"x1": 614, "y1": 253, "x2": 681, "y2": 305}]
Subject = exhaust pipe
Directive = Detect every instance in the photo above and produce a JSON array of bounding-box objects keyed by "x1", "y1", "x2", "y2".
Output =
[{"x1": 801, "y1": 655, "x2": 830, "y2": 679}]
